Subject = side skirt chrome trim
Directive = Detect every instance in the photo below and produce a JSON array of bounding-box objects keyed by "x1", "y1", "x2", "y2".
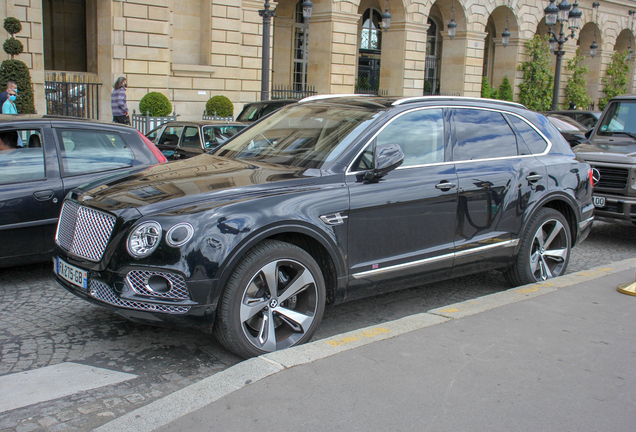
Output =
[{"x1": 351, "y1": 239, "x2": 520, "y2": 279}]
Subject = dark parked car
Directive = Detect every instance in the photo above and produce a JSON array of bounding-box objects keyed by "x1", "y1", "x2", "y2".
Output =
[
  {"x1": 0, "y1": 115, "x2": 167, "y2": 268},
  {"x1": 543, "y1": 110, "x2": 601, "y2": 129},
  {"x1": 52, "y1": 96, "x2": 594, "y2": 358},
  {"x1": 545, "y1": 114, "x2": 590, "y2": 147},
  {"x1": 147, "y1": 120, "x2": 248, "y2": 160},
  {"x1": 235, "y1": 99, "x2": 297, "y2": 123},
  {"x1": 574, "y1": 94, "x2": 636, "y2": 225}
]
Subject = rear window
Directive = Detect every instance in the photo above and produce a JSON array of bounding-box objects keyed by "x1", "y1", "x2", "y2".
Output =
[{"x1": 56, "y1": 129, "x2": 134, "y2": 176}]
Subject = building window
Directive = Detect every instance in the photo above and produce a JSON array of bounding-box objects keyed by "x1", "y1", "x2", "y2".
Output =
[
  {"x1": 293, "y1": 1, "x2": 310, "y2": 91},
  {"x1": 425, "y1": 18, "x2": 441, "y2": 95},
  {"x1": 360, "y1": 9, "x2": 382, "y2": 51}
]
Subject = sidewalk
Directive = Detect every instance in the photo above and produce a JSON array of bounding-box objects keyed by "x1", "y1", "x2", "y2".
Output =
[{"x1": 97, "y1": 259, "x2": 636, "y2": 432}]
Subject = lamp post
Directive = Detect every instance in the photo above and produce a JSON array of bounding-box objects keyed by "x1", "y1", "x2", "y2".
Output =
[
  {"x1": 544, "y1": 0, "x2": 582, "y2": 110},
  {"x1": 590, "y1": 2, "x2": 599, "y2": 58}
]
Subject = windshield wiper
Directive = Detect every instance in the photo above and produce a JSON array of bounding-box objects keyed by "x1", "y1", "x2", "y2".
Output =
[{"x1": 608, "y1": 131, "x2": 636, "y2": 140}]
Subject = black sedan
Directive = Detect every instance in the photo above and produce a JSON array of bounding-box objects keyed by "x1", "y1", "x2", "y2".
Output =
[
  {"x1": 543, "y1": 110, "x2": 601, "y2": 129},
  {"x1": 53, "y1": 96, "x2": 594, "y2": 358},
  {"x1": 545, "y1": 114, "x2": 590, "y2": 147},
  {"x1": 147, "y1": 120, "x2": 248, "y2": 160},
  {"x1": 0, "y1": 115, "x2": 167, "y2": 268}
]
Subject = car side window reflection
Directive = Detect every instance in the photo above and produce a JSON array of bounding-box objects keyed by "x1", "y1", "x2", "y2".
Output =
[
  {"x1": 158, "y1": 126, "x2": 183, "y2": 147},
  {"x1": 57, "y1": 129, "x2": 134, "y2": 176},
  {"x1": 508, "y1": 116, "x2": 548, "y2": 155},
  {"x1": 0, "y1": 129, "x2": 45, "y2": 184},
  {"x1": 180, "y1": 126, "x2": 201, "y2": 149},
  {"x1": 452, "y1": 109, "x2": 518, "y2": 161}
]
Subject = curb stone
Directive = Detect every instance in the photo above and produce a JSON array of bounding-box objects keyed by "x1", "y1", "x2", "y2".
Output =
[{"x1": 95, "y1": 257, "x2": 636, "y2": 432}]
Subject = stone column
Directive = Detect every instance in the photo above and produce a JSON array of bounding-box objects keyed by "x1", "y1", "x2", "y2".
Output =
[
  {"x1": 439, "y1": 30, "x2": 486, "y2": 97},
  {"x1": 381, "y1": 21, "x2": 428, "y2": 97},
  {"x1": 307, "y1": 11, "x2": 359, "y2": 95},
  {"x1": 272, "y1": 16, "x2": 295, "y2": 87}
]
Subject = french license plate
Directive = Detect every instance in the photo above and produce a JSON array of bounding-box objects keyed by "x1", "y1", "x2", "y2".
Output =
[
  {"x1": 593, "y1": 196, "x2": 606, "y2": 208},
  {"x1": 55, "y1": 257, "x2": 88, "y2": 289}
]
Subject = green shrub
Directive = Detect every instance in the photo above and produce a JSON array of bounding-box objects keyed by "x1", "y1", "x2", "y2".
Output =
[
  {"x1": 599, "y1": 50, "x2": 630, "y2": 110},
  {"x1": 3, "y1": 17, "x2": 22, "y2": 35},
  {"x1": 0, "y1": 59, "x2": 35, "y2": 113},
  {"x1": 3, "y1": 38, "x2": 23, "y2": 56},
  {"x1": 563, "y1": 48, "x2": 592, "y2": 110},
  {"x1": 139, "y1": 92, "x2": 172, "y2": 116},
  {"x1": 518, "y1": 34, "x2": 554, "y2": 111},
  {"x1": 206, "y1": 95, "x2": 234, "y2": 117},
  {"x1": 481, "y1": 76, "x2": 492, "y2": 98},
  {"x1": 498, "y1": 76, "x2": 513, "y2": 101}
]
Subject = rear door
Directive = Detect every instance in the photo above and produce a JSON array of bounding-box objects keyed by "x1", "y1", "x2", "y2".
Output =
[
  {"x1": 0, "y1": 124, "x2": 64, "y2": 265},
  {"x1": 175, "y1": 125, "x2": 204, "y2": 159},
  {"x1": 449, "y1": 108, "x2": 548, "y2": 276}
]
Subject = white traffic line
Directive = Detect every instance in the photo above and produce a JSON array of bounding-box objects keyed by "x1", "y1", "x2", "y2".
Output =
[{"x1": 0, "y1": 362, "x2": 137, "y2": 413}]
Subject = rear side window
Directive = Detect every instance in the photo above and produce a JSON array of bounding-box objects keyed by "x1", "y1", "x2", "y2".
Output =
[
  {"x1": 452, "y1": 109, "x2": 518, "y2": 161},
  {"x1": 508, "y1": 116, "x2": 548, "y2": 155},
  {"x1": 180, "y1": 126, "x2": 201, "y2": 149},
  {"x1": 56, "y1": 129, "x2": 134, "y2": 176},
  {"x1": 0, "y1": 129, "x2": 45, "y2": 184}
]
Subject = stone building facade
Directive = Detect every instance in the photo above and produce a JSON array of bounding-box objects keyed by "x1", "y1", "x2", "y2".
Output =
[{"x1": 1, "y1": 0, "x2": 636, "y2": 119}]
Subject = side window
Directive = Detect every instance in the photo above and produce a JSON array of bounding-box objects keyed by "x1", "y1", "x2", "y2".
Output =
[
  {"x1": 180, "y1": 126, "x2": 201, "y2": 149},
  {"x1": 0, "y1": 129, "x2": 45, "y2": 184},
  {"x1": 452, "y1": 109, "x2": 517, "y2": 161},
  {"x1": 376, "y1": 108, "x2": 444, "y2": 167},
  {"x1": 508, "y1": 116, "x2": 548, "y2": 154},
  {"x1": 158, "y1": 126, "x2": 183, "y2": 147},
  {"x1": 56, "y1": 129, "x2": 134, "y2": 176}
]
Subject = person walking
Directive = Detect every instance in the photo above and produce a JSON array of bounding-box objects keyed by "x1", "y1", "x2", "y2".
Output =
[
  {"x1": 111, "y1": 77, "x2": 129, "y2": 125},
  {"x1": 2, "y1": 87, "x2": 18, "y2": 114},
  {"x1": 0, "y1": 81, "x2": 17, "y2": 108}
]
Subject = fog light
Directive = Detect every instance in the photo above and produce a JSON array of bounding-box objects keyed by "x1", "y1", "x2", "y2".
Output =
[
  {"x1": 166, "y1": 222, "x2": 194, "y2": 247},
  {"x1": 146, "y1": 275, "x2": 173, "y2": 294}
]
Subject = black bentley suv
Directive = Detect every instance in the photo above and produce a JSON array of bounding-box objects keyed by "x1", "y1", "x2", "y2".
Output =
[{"x1": 53, "y1": 95, "x2": 594, "y2": 358}]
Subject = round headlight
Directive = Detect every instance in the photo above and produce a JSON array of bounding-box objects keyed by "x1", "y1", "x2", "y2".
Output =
[
  {"x1": 127, "y1": 221, "x2": 162, "y2": 258},
  {"x1": 166, "y1": 222, "x2": 194, "y2": 247}
]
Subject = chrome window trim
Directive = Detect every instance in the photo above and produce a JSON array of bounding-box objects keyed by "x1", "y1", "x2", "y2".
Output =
[
  {"x1": 346, "y1": 106, "x2": 552, "y2": 175},
  {"x1": 299, "y1": 94, "x2": 373, "y2": 103},
  {"x1": 351, "y1": 239, "x2": 519, "y2": 279},
  {"x1": 392, "y1": 96, "x2": 525, "y2": 109}
]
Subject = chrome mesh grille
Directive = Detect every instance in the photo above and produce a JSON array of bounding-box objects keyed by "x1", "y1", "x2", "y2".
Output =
[
  {"x1": 56, "y1": 201, "x2": 116, "y2": 261},
  {"x1": 89, "y1": 280, "x2": 190, "y2": 314},
  {"x1": 125, "y1": 270, "x2": 191, "y2": 300}
]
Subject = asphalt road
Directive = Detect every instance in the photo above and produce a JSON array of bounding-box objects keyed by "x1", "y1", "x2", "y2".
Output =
[{"x1": 1, "y1": 221, "x2": 634, "y2": 431}]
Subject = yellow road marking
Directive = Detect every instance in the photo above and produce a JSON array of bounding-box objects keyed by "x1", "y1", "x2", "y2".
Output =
[{"x1": 326, "y1": 327, "x2": 390, "y2": 347}]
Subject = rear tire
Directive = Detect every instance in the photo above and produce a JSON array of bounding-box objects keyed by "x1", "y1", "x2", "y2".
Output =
[
  {"x1": 504, "y1": 208, "x2": 571, "y2": 287},
  {"x1": 214, "y1": 240, "x2": 326, "y2": 359}
]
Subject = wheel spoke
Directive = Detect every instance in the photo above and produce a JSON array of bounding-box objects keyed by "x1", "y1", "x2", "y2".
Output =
[
  {"x1": 240, "y1": 298, "x2": 268, "y2": 322},
  {"x1": 539, "y1": 256, "x2": 553, "y2": 279},
  {"x1": 530, "y1": 250, "x2": 541, "y2": 274},
  {"x1": 543, "y1": 248, "x2": 567, "y2": 261},
  {"x1": 260, "y1": 261, "x2": 279, "y2": 298},
  {"x1": 278, "y1": 269, "x2": 315, "y2": 303},
  {"x1": 533, "y1": 228, "x2": 545, "y2": 249},
  {"x1": 542, "y1": 220, "x2": 564, "y2": 250},
  {"x1": 256, "y1": 309, "x2": 277, "y2": 352},
  {"x1": 276, "y1": 306, "x2": 313, "y2": 333}
]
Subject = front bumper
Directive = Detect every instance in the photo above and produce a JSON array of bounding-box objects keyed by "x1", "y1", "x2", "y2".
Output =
[
  {"x1": 592, "y1": 193, "x2": 636, "y2": 225},
  {"x1": 53, "y1": 257, "x2": 220, "y2": 330}
]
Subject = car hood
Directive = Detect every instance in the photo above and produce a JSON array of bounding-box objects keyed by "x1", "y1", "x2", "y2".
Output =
[
  {"x1": 573, "y1": 140, "x2": 636, "y2": 164},
  {"x1": 76, "y1": 155, "x2": 322, "y2": 215}
]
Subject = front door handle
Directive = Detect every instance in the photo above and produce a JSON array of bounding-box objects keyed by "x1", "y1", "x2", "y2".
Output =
[
  {"x1": 526, "y1": 174, "x2": 543, "y2": 182},
  {"x1": 435, "y1": 182, "x2": 456, "y2": 191},
  {"x1": 33, "y1": 190, "x2": 54, "y2": 201}
]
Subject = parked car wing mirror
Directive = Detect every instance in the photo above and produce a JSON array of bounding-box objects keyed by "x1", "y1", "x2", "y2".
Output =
[
  {"x1": 363, "y1": 143, "x2": 404, "y2": 181},
  {"x1": 585, "y1": 128, "x2": 594, "y2": 139}
]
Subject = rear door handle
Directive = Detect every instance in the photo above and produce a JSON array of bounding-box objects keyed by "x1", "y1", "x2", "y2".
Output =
[
  {"x1": 33, "y1": 190, "x2": 54, "y2": 201},
  {"x1": 435, "y1": 182, "x2": 456, "y2": 191},
  {"x1": 526, "y1": 174, "x2": 543, "y2": 182}
]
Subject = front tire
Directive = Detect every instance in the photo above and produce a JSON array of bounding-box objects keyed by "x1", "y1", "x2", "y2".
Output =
[
  {"x1": 214, "y1": 240, "x2": 326, "y2": 359},
  {"x1": 504, "y1": 208, "x2": 571, "y2": 286}
]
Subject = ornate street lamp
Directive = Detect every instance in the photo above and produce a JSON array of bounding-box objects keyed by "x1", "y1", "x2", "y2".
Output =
[
  {"x1": 590, "y1": 2, "x2": 599, "y2": 58},
  {"x1": 502, "y1": 0, "x2": 511, "y2": 48},
  {"x1": 260, "y1": 0, "x2": 312, "y2": 101},
  {"x1": 448, "y1": 0, "x2": 457, "y2": 40},
  {"x1": 544, "y1": 0, "x2": 583, "y2": 110}
]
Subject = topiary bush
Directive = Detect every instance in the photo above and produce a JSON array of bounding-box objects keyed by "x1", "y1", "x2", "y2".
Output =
[
  {"x1": 139, "y1": 92, "x2": 172, "y2": 116},
  {"x1": 206, "y1": 95, "x2": 234, "y2": 117},
  {"x1": 498, "y1": 76, "x2": 513, "y2": 101},
  {"x1": 0, "y1": 17, "x2": 35, "y2": 113}
]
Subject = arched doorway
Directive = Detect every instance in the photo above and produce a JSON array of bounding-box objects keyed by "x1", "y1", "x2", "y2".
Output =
[{"x1": 357, "y1": 8, "x2": 383, "y2": 92}]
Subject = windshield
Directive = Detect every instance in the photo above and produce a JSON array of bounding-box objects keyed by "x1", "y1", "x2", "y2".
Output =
[
  {"x1": 212, "y1": 104, "x2": 380, "y2": 169},
  {"x1": 202, "y1": 125, "x2": 246, "y2": 149},
  {"x1": 548, "y1": 116, "x2": 585, "y2": 132},
  {"x1": 597, "y1": 101, "x2": 636, "y2": 136}
]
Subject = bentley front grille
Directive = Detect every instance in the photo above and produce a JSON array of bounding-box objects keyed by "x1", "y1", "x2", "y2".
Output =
[
  {"x1": 56, "y1": 201, "x2": 116, "y2": 262},
  {"x1": 89, "y1": 279, "x2": 190, "y2": 314}
]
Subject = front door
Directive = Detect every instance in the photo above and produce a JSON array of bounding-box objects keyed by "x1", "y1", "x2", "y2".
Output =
[{"x1": 345, "y1": 108, "x2": 458, "y2": 300}]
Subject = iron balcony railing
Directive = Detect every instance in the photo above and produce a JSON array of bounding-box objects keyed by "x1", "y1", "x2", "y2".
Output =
[
  {"x1": 271, "y1": 85, "x2": 317, "y2": 100},
  {"x1": 45, "y1": 81, "x2": 102, "y2": 119}
]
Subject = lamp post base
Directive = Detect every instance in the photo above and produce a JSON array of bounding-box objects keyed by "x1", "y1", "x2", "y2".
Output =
[{"x1": 617, "y1": 282, "x2": 636, "y2": 296}]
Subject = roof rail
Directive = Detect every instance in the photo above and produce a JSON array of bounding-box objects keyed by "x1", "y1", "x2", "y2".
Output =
[
  {"x1": 299, "y1": 94, "x2": 375, "y2": 103},
  {"x1": 392, "y1": 96, "x2": 526, "y2": 109}
]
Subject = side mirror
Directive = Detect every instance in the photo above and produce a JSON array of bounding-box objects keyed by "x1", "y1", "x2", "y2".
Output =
[
  {"x1": 363, "y1": 143, "x2": 404, "y2": 181},
  {"x1": 585, "y1": 128, "x2": 594, "y2": 139}
]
